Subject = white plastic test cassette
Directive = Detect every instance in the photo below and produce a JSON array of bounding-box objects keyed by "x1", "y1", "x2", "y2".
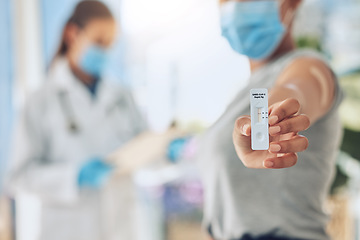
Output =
[{"x1": 250, "y1": 88, "x2": 269, "y2": 150}]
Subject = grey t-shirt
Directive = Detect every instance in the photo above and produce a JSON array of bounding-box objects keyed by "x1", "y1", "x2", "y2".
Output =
[{"x1": 197, "y1": 50, "x2": 344, "y2": 240}]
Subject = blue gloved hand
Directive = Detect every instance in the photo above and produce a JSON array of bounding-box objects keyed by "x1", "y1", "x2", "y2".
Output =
[
  {"x1": 167, "y1": 137, "x2": 190, "y2": 163},
  {"x1": 78, "y1": 157, "x2": 114, "y2": 188}
]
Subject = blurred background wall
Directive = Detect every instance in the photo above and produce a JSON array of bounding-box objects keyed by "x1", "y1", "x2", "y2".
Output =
[{"x1": 0, "y1": 0, "x2": 14, "y2": 192}]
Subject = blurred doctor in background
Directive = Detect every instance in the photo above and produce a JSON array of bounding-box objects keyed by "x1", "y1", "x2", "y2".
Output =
[{"x1": 7, "y1": 1, "x2": 146, "y2": 240}]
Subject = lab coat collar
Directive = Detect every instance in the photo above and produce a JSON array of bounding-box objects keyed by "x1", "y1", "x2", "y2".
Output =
[{"x1": 49, "y1": 57, "x2": 119, "y2": 106}]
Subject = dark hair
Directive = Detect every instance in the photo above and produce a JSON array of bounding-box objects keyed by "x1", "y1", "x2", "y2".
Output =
[{"x1": 55, "y1": 0, "x2": 114, "y2": 58}]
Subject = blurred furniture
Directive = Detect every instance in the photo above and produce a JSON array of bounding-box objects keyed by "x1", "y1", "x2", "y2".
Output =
[
  {"x1": 108, "y1": 128, "x2": 206, "y2": 240},
  {"x1": 134, "y1": 163, "x2": 205, "y2": 240},
  {"x1": 326, "y1": 194, "x2": 353, "y2": 240},
  {"x1": 0, "y1": 197, "x2": 13, "y2": 240},
  {"x1": 168, "y1": 221, "x2": 207, "y2": 240}
]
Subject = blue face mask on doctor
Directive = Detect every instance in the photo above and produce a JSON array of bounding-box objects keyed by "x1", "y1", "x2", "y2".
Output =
[
  {"x1": 79, "y1": 45, "x2": 109, "y2": 77},
  {"x1": 220, "y1": 0, "x2": 288, "y2": 60}
]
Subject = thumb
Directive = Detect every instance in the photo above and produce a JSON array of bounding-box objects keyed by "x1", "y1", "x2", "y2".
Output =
[
  {"x1": 234, "y1": 116, "x2": 251, "y2": 137},
  {"x1": 233, "y1": 116, "x2": 252, "y2": 156}
]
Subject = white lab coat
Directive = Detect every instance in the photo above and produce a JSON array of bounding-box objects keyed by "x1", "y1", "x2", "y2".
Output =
[{"x1": 8, "y1": 58, "x2": 146, "y2": 240}]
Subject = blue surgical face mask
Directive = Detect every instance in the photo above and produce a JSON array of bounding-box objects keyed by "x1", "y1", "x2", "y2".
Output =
[
  {"x1": 79, "y1": 45, "x2": 109, "y2": 77},
  {"x1": 220, "y1": 0, "x2": 286, "y2": 60}
]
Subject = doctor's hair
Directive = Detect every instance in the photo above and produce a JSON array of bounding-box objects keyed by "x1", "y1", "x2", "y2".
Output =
[{"x1": 53, "y1": 0, "x2": 114, "y2": 59}]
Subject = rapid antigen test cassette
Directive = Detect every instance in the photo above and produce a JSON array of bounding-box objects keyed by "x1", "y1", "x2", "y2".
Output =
[{"x1": 250, "y1": 88, "x2": 269, "y2": 150}]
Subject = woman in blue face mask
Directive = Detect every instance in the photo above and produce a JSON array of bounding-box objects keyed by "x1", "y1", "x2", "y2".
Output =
[
  {"x1": 197, "y1": 0, "x2": 344, "y2": 240},
  {"x1": 8, "y1": 1, "x2": 147, "y2": 240}
]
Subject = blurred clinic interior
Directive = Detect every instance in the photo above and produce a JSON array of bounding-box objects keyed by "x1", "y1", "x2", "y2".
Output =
[{"x1": 0, "y1": 0, "x2": 360, "y2": 240}]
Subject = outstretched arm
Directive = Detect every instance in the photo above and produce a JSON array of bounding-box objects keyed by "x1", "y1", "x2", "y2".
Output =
[{"x1": 233, "y1": 58, "x2": 336, "y2": 169}]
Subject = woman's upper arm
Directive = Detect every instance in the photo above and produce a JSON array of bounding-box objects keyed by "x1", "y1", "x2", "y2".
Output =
[{"x1": 271, "y1": 57, "x2": 336, "y2": 124}]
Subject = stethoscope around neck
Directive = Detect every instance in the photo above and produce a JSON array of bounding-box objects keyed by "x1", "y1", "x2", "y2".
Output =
[
  {"x1": 58, "y1": 90, "x2": 80, "y2": 134},
  {"x1": 57, "y1": 89, "x2": 127, "y2": 134}
]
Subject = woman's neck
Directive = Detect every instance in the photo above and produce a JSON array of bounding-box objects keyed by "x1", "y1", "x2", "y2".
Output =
[{"x1": 249, "y1": 34, "x2": 297, "y2": 72}]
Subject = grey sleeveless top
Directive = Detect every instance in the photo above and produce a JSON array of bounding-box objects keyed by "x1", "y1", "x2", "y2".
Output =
[{"x1": 197, "y1": 49, "x2": 344, "y2": 240}]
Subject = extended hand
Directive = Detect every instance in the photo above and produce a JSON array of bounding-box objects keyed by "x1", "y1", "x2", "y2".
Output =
[
  {"x1": 233, "y1": 98, "x2": 310, "y2": 169},
  {"x1": 78, "y1": 157, "x2": 114, "y2": 188}
]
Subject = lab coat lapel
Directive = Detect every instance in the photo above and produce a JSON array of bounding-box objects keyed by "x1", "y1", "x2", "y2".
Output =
[
  {"x1": 51, "y1": 58, "x2": 92, "y2": 106},
  {"x1": 94, "y1": 79, "x2": 124, "y2": 119},
  {"x1": 50, "y1": 58, "x2": 100, "y2": 131}
]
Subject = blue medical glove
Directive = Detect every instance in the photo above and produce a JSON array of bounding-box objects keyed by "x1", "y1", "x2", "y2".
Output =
[
  {"x1": 78, "y1": 157, "x2": 114, "y2": 188},
  {"x1": 167, "y1": 137, "x2": 190, "y2": 163}
]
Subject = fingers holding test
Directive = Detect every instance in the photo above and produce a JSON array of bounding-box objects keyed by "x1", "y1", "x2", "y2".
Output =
[
  {"x1": 269, "y1": 135, "x2": 309, "y2": 154},
  {"x1": 269, "y1": 114, "x2": 310, "y2": 136},
  {"x1": 263, "y1": 153, "x2": 298, "y2": 169},
  {"x1": 269, "y1": 98, "x2": 300, "y2": 125}
]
